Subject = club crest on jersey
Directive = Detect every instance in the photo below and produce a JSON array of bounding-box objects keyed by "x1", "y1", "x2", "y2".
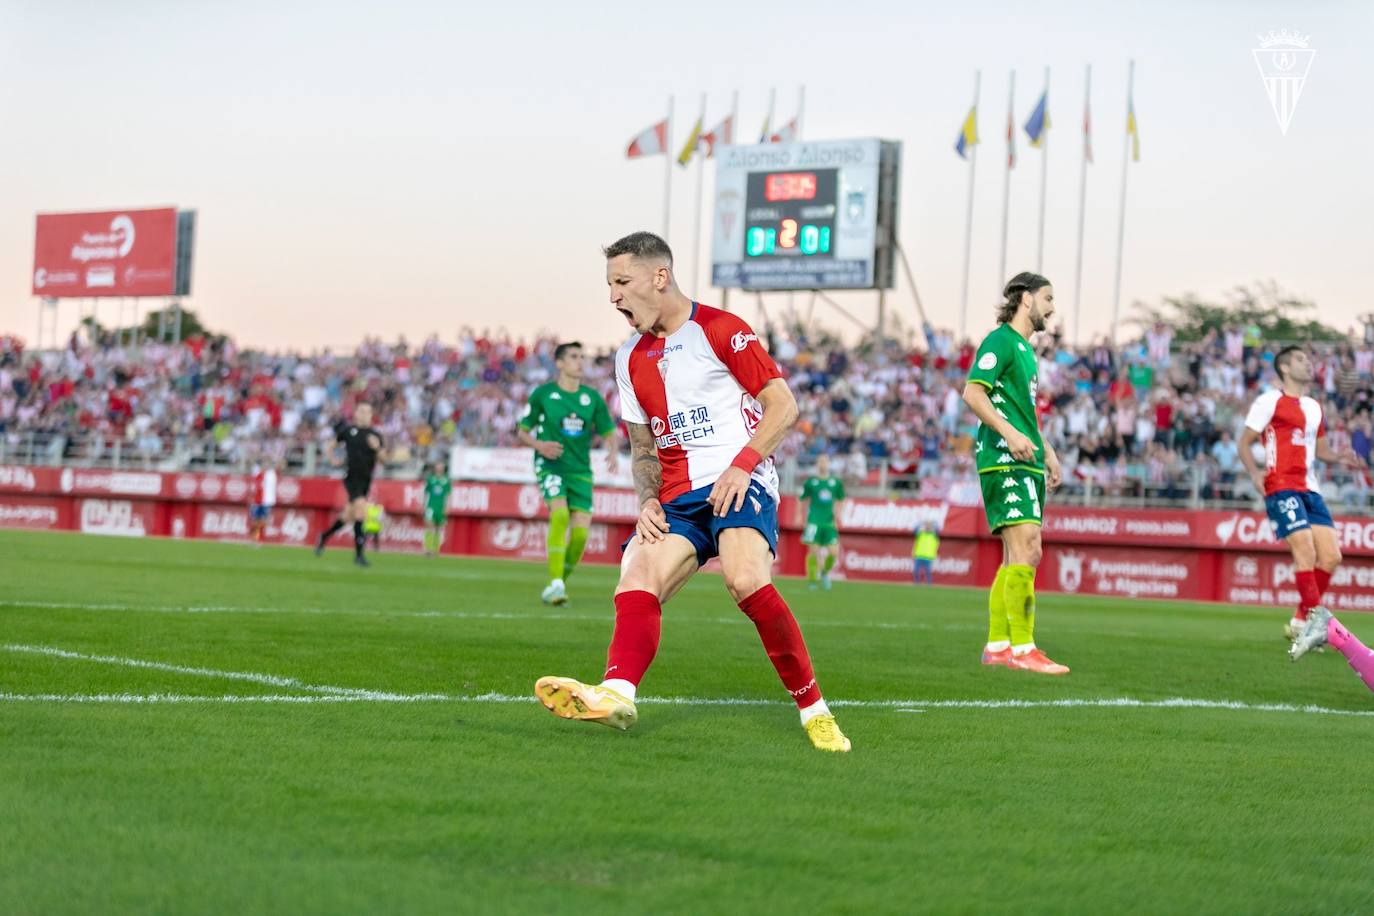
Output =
[
  {"x1": 580, "y1": 393, "x2": 591, "y2": 406},
  {"x1": 740, "y1": 394, "x2": 763, "y2": 435},
  {"x1": 730, "y1": 331, "x2": 758, "y2": 353},
  {"x1": 650, "y1": 416, "x2": 666, "y2": 436},
  {"x1": 657, "y1": 358, "x2": 669, "y2": 379}
]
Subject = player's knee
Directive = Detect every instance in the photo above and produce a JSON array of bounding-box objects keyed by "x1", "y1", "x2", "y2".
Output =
[
  {"x1": 1320, "y1": 549, "x2": 1342, "y2": 572},
  {"x1": 724, "y1": 570, "x2": 770, "y2": 604}
]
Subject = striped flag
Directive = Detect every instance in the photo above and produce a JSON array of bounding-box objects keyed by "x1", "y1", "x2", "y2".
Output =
[
  {"x1": 768, "y1": 117, "x2": 798, "y2": 144},
  {"x1": 700, "y1": 114, "x2": 735, "y2": 158},
  {"x1": 955, "y1": 106, "x2": 979, "y2": 158},
  {"x1": 1084, "y1": 89, "x2": 1093, "y2": 163},
  {"x1": 1006, "y1": 106, "x2": 1016, "y2": 168},
  {"x1": 626, "y1": 119, "x2": 669, "y2": 158}
]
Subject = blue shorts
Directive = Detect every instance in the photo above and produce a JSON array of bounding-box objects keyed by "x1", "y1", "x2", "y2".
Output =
[
  {"x1": 623, "y1": 481, "x2": 779, "y2": 566},
  {"x1": 1265, "y1": 489, "x2": 1334, "y2": 540},
  {"x1": 250, "y1": 504, "x2": 270, "y2": 522}
]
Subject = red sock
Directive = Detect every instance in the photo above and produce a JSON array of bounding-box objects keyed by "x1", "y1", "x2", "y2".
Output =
[
  {"x1": 738, "y1": 584, "x2": 821, "y2": 708},
  {"x1": 604, "y1": 591, "x2": 661, "y2": 685},
  {"x1": 1295, "y1": 569, "x2": 1321, "y2": 621},
  {"x1": 1315, "y1": 568, "x2": 1332, "y2": 602}
]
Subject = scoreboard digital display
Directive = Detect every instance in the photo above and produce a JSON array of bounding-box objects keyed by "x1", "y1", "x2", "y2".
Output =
[
  {"x1": 744, "y1": 169, "x2": 838, "y2": 259},
  {"x1": 711, "y1": 138, "x2": 901, "y2": 291}
]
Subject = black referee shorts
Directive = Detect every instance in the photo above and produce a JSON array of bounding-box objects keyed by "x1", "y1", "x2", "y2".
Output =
[{"x1": 344, "y1": 475, "x2": 373, "y2": 501}]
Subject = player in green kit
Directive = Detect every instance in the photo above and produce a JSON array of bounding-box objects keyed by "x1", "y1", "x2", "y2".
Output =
[
  {"x1": 422, "y1": 461, "x2": 451, "y2": 557},
  {"x1": 517, "y1": 341, "x2": 620, "y2": 605},
  {"x1": 799, "y1": 453, "x2": 846, "y2": 590},
  {"x1": 961, "y1": 272, "x2": 1069, "y2": 675}
]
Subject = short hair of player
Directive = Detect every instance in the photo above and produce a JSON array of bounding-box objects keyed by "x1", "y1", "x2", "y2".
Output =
[
  {"x1": 1274, "y1": 345, "x2": 1304, "y2": 382},
  {"x1": 998, "y1": 271, "x2": 1051, "y2": 324},
  {"x1": 554, "y1": 341, "x2": 582, "y2": 361},
  {"x1": 603, "y1": 231, "x2": 674, "y2": 267}
]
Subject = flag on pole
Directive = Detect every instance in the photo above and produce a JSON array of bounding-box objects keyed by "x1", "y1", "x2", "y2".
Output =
[
  {"x1": 955, "y1": 106, "x2": 979, "y2": 158},
  {"x1": 700, "y1": 114, "x2": 735, "y2": 157},
  {"x1": 676, "y1": 114, "x2": 704, "y2": 167},
  {"x1": 1024, "y1": 90, "x2": 1050, "y2": 147},
  {"x1": 758, "y1": 110, "x2": 771, "y2": 143},
  {"x1": 1084, "y1": 90, "x2": 1093, "y2": 164},
  {"x1": 1006, "y1": 106, "x2": 1016, "y2": 168},
  {"x1": 767, "y1": 117, "x2": 798, "y2": 144},
  {"x1": 1126, "y1": 96, "x2": 1140, "y2": 161},
  {"x1": 626, "y1": 119, "x2": 669, "y2": 158}
]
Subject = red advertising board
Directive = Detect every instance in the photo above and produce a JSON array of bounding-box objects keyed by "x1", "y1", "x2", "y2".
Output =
[
  {"x1": 1216, "y1": 552, "x2": 1374, "y2": 613},
  {"x1": 1038, "y1": 544, "x2": 1211, "y2": 601},
  {"x1": 32, "y1": 208, "x2": 178, "y2": 298},
  {"x1": 823, "y1": 533, "x2": 983, "y2": 586},
  {"x1": 0, "y1": 497, "x2": 69, "y2": 531}
]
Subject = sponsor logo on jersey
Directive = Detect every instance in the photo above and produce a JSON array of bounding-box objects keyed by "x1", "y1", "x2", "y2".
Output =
[
  {"x1": 650, "y1": 416, "x2": 666, "y2": 436},
  {"x1": 730, "y1": 331, "x2": 758, "y2": 353},
  {"x1": 1005, "y1": 492, "x2": 1021, "y2": 503},
  {"x1": 549, "y1": 391, "x2": 561, "y2": 400},
  {"x1": 1002, "y1": 477, "x2": 1016, "y2": 488},
  {"x1": 1006, "y1": 508, "x2": 1023, "y2": 519}
]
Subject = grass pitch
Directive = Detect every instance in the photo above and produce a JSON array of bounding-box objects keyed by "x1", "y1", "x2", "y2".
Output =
[{"x1": 2, "y1": 530, "x2": 1373, "y2": 914}]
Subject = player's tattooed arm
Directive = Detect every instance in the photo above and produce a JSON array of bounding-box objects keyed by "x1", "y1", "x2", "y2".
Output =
[{"x1": 626, "y1": 422, "x2": 662, "y2": 507}]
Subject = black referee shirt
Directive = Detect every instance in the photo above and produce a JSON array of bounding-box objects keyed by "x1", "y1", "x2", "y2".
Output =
[{"x1": 335, "y1": 420, "x2": 383, "y2": 478}]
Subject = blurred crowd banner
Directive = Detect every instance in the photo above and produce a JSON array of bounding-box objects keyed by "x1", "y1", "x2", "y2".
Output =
[{"x1": 4, "y1": 464, "x2": 1374, "y2": 613}]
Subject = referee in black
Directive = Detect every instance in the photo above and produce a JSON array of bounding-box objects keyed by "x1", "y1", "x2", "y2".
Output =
[{"x1": 316, "y1": 403, "x2": 385, "y2": 566}]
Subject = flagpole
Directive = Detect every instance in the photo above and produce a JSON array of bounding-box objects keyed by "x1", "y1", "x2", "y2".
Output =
[
  {"x1": 1073, "y1": 64, "x2": 1091, "y2": 347},
  {"x1": 663, "y1": 95, "x2": 674, "y2": 238},
  {"x1": 1036, "y1": 66, "x2": 1050, "y2": 272},
  {"x1": 1110, "y1": 60, "x2": 1134, "y2": 344},
  {"x1": 797, "y1": 84, "x2": 805, "y2": 139},
  {"x1": 998, "y1": 69, "x2": 1015, "y2": 290},
  {"x1": 959, "y1": 70, "x2": 981, "y2": 341},
  {"x1": 762, "y1": 87, "x2": 776, "y2": 142},
  {"x1": 719, "y1": 89, "x2": 739, "y2": 305},
  {"x1": 691, "y1": 92, "x2": 706, "y2": 294}
]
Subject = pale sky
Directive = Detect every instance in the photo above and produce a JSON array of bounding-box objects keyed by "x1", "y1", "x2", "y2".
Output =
[{"x1": 2, "y1": 0, "x2": 1371, "y2": 352}]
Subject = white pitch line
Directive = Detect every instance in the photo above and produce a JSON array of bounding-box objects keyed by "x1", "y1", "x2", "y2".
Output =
[
  {"x1": 0, "y1": 689, "x2": 1370, "y2": 718},
  {"x1": 0, "y1": 599, "x2": 963, "y2": 632},
  {"x1": 0, "y1": 643, "x2": 447, "y2": 701}
]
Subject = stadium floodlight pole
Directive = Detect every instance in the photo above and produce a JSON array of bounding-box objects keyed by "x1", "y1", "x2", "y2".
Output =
[
  {"x1": 997, "y1": 69, "x2": 1015, "y2": 302},
  {"x1": 1073, "y1": 63, "x2": 1092, "y2": 346},
  {"x1": 1036, "y1": 66, "x2": 1050, "y2": 273},
  {"x1": 1110, "y1": 59, "x2": 1134, "y2": 344},
  {"x1": 692, "y1": 92, "x2": 707, "y2": 293},
  {"x1": 958, "y1": 70, "x2": 981, "y2": 341},
  {"x1": 663, "y1": 95, "x2": 674, "y2": 238}
]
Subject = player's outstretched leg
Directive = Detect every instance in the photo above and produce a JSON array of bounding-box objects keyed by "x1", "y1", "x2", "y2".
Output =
[
  {"x1": 737, "y1": 584, "x2": 850, "y2": 752},
  {"x1": 316, "y1": 517, "x2": 345, "y2": 556},
  {"x1": 534, "y1": 590, "x2": 659, "y2": 730},
  {"x1": 1292, "y1": 609, "x2": 1374, "y2": 693}
]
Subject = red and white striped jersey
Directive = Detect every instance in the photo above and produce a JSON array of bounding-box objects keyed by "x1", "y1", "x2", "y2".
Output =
[
  {"x1": 252, "y1": 467, "x2": 278, "y2": 506},
  {"x1": 1244, "y1": 390, "x2": 1325, "y2": 495},
  {"x1": 615, "y1": 303, "x2": 782, "y2": 504}
]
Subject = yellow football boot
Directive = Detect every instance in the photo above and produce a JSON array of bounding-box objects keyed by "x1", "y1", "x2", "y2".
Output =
[{"x1": 803, "y1": 714, "x2": 852, "y2": 752}]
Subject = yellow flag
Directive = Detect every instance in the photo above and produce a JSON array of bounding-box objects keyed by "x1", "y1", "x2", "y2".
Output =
[{"x1": 676, "y1": 115, "x2": 703, "y2": 167}]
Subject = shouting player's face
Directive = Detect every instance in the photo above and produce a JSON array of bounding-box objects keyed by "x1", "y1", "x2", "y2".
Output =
[
  {"x1": 1027, "y1": 285, "x2": 1055, "y2": 332},
  {"x1": 607, "y1": 253, "x2": 668, "y2": 335}
]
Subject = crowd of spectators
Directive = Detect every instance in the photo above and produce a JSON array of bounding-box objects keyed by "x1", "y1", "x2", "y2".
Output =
[{"x1": 2, "y1": 314, "x2": 1373, "y2": 508}]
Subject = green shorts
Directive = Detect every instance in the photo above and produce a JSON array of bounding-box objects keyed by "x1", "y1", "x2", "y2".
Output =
[
  {"x1": 424, "y1": 504, "x2": 446, "y2": 526},
  {"x1": 979, "y1": 468, "x2": 1045, "y2": 532},
  {"x1": 538, "y1": 471, "x2": 594, "y2": 513},
  {"x1": 802, "y1": 523, "x2": 839, "y2": 546}
]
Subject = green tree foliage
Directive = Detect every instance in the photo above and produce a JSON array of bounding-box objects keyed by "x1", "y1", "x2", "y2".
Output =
[{"x1": 1131, "y1": 282, "x2": 1346, "y2": 344}]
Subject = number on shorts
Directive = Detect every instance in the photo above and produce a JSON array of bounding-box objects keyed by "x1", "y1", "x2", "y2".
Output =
[
  {"x1": 1025, "y1": 478, "x2": 1041, "y2": 517},
  {"x1": 541, "y1": 475, "x2": 562, "y2": 497}
]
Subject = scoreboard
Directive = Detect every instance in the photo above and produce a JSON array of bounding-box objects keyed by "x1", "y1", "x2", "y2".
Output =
[{"x1": 711, "y1": 138, "x2": 901, "y2": 291}]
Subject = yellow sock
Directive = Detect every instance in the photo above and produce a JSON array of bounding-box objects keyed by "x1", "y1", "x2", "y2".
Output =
[
  {"x1": 1003, "y1": 564, "x2": 1036, "y2": 653},
  {"x1": 987, "y1": 566, "x2": 1012, "y2": 648}
]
